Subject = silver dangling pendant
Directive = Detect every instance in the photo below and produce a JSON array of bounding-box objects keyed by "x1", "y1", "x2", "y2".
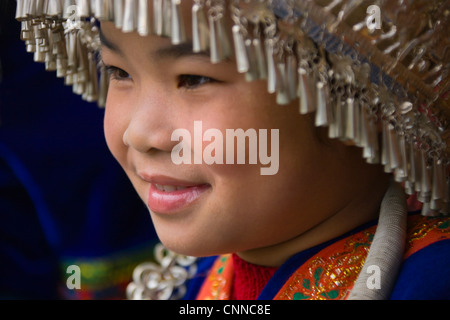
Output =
[
  {"x1": 98, "y1": 63, "x2": 109, "y2": 108},
  {"x1": 122, "y1": 0, "x2": 136, "y2": 33},
  {"x1": 47, "y1": 0, "x2": 63, "y2": 17},
  {"x1": 137, "y1": 0, "x2": 150, "y2": 36},
  {"x1": 208, "y1": 10, "x2": 231, "y2": 63},
  {"x1": 431, "y1": 157, "x2": 445, "y2": 210},
  {"x1": 63, "y1": 0, "x2": 75, "y2": 19},
  {"x1": 113, "y1": 0, "x2": 124, "y2": 29},
  {"x1": 344, "y1": 98, "x2": 356, "y2": 141},
  {"x1": 414, "y1": 148, "x2": 422, "y2": 194},
  {"x1": 153, "y1": 0, "x2": 163, "y2": 35},
  {"x1": 171, "y1": 0, "x2": 186, "y2": 44},
  {"x1": 163, "y1": 0, "x2": 172, "y2": 37},
  {"x1": 286, "y1": 53, "x2": 298, "y2": 101},
  {"x1": 63, "y1": 0, "x2": 76, "y2": 20},
  {"x1": 253, "y1": 38, "x2": 267, "y2": 80},
  {"x1": 77, "y1": 0, "x2": 91, "y2": 18},
  {"x1": 57, "y1": 56, "x2": 68, "y2": 78},
  {"x1": 276, "y1": 60, "x2": 290, "y2": 105},
  {"x1": 419, "y1": 149, "x2": 432, "y2": 203},
  {"x1": 404, "y1": 140, "x2": 416, "y2": 195},
  {"x1": 15, "y1": 0, "x2": 26, "y2": 20},
  {"x1": 95, "y1": 0, "x2": 113, "y2": 21},
  {"x1": 394, "y1": 133, "x2": 408, "y2": 182},
  {"x1": 84, "y1": 51, "x2": 99, "y2": 102},
  {"x1": 361, "y1": 105, "x2": 379, "y2": 163},
  {"x1": 192, "y1": 2, "x2": 209, "y2": 52},
  {"x1": 266, "y1": 40, "x2": 277, "y2": 94},
  {"x1": 297, "y1": 66, "x2": 316, "y2": 114},
  {"x1": 381, "y1": 120, "x2": 391, "y2": 172},
  {"x1": 208, "y1": 0, "x2": 231, "y2": 63},
  {"x1": 66, "y1": 30, "x2": 77, "y2": 71},
  {"x1": 232, "y1": 25, "x2": 249, "y2": 73},
  {"x1": 337, "y1": 96, "x2": 347, "y2": 139},
  {"x1": 244, "y1": 38, "x2": 259, "y2": 81},
  {"x1": 387, "y1": 123, "x2": 402, "y2": 172},
  {"x1": 20, "y1": 21, "x2": 32, "y2": 42},
  {"x1": 35, "y1": 0, "x2": 47, "y2": 16},
  {"x1": 315, "y1": 80, "x2": 332, "y2": 127},
  {"x1": 76, "y1": 33, "x2": 88, "y2": 84}
]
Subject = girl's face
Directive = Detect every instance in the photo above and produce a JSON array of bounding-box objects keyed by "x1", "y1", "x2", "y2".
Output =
[{"x1": 101, "y1": 3, "x2": 388, "y2": 264}]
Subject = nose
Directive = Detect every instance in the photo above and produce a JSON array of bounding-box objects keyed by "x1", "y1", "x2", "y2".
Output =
[{"x1": 124, "y1": 87, "x2": 176, "y2": 154}]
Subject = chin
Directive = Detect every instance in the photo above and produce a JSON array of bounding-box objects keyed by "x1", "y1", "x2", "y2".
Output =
[{"x1": 156, "y1": 231, "x2": 232, "y2": 258}]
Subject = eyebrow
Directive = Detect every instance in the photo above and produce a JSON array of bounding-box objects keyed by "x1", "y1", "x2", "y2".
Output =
[
  {"x1": 154, "y1": 43, "x2": 211, "y2": 60},
  {"x1": 99, "y1": 28, "x2": 211, "y2": 61},
  {"x1": 99, "y1": 28, "x2": 122, "y2": 54}
]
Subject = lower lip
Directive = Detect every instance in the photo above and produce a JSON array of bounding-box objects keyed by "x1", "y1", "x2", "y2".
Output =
[{"x1": 147, "y1": 183, "x2": 210, "y2": 214}]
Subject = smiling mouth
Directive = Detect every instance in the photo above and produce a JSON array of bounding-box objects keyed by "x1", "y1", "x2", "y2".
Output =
[
  {"x1": 147, "y1": 182, "x2": 211, "y2": 214},
  {"x1": 153, "y1": 184, "x2": 193, "y2": 192}
]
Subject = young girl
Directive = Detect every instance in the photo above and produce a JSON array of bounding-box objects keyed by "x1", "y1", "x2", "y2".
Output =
[{"x1": 16, "y1": 0, "x2": 450, "y2": 300}]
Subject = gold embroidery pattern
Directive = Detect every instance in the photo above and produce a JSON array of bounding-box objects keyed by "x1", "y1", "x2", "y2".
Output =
[
  {"x1": 200, "y1": 255, "x2": 232, "y2": 300},
  {"x1": 405, "y1": 215, "x2": 450, "y2": 257},
  {"x1": 276, "y1": 228, "x2": 375, "y2": 300}
]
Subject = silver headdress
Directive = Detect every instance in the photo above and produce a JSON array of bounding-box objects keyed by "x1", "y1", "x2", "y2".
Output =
[{"x1": 15, "y1": 0, "x2": 450, "y2": 216}]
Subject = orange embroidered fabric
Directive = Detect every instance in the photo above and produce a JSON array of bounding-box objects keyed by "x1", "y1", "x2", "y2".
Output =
[
  {"x1": 196, "y1": 255, "x2": 234, "y2": 300},
  {"x1": 274, "y1": 227, "x2": 376, "y2": 300},
  {"x1": 404, "y1": 215, "x2": 450, "y2": 259},
  {"x1": 196, "y1": 215, "x2": 450, "y2": 300}
]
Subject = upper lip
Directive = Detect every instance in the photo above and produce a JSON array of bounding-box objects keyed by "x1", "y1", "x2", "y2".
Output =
[{"x1": 138, "y1": 173, "x2": 208, "y2": 187}]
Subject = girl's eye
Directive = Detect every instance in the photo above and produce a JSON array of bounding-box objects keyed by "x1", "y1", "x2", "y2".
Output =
[
  {"x1": 177, "y1": 74, "x2": 216, "y2": 89},
  {"x1": 105, "y1": 66, "x2": 132, "y2": 81}
]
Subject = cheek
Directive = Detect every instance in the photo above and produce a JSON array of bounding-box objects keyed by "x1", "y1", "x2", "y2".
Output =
[{"x1": 103, "y1": 94, "x2": 129, "y2": 163}]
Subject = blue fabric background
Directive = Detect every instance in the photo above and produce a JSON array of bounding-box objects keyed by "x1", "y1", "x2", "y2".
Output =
[{"x1": 0, "y1": 2, "x2": 157, "y2": 299}]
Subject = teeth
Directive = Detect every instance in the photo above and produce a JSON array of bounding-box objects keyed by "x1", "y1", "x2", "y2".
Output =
[{"x1": 154, "y1": 184, "x2": 188, "y2": 192}]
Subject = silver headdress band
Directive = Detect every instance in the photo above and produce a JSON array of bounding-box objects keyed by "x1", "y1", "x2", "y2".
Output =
[{"x1": 15, "y1": 0, "x2": 450, "y2": 216}]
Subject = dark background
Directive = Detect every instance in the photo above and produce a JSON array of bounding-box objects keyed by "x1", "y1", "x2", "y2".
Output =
[{"x1": 0, "y1": 0, "x2": 158, "y2": 299}]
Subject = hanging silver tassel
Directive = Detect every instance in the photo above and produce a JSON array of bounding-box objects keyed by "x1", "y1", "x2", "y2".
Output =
[
  {"x1": 76, "y1": 32, "x2": 89, "y2": 85},
  {"x1": 315, "y1": 80, "x2": 332, "y2": 127},
  {"x1": 404, "y1": 140, "x2": 416, "y2": 195},
  {"x1": 244, "y1": 38, "x2": 259, "y2": 81},
  {"x1": 162, "y1": 0, "x2": 172, "y2": 38},
  {"x1": 276, "y1": 60, "x2": 290, "y2": 105},
  {"x1": 419, "y1": 149, "x2": 432, "y2": 203},
  {"x1": 253, "y1": 37, "x2": 267, "y2": 80},
  {"x1": 77, "y1": 0, "x2": 91, "y2": 18},
  {"x1": 361, "y1": 104, "x2": 379, "y2": 164},
  {"x1": 113, "y1": 0, "x2": 124, "y2": 29},
  {"x1": 153, "y1": 0, "x2": 163, "y2": 35},
  {"x1": 431, "y1": 158, "x2": 445, "y2": 210},
  {"x1": 122, "y1": 0, "x2": 136, "y2": 33},
  {"x1": 63, "y1": 0, "x2": 76, "y2": 19},
  {"x1": 94, "y1": 0, "x2": 113, "y2": 21},
  {"x1": 208, "y1": 2, "x2": 231, "y2": 63},
  {"x1": 297, "y1": 66, "x2": 316, "y2": 114},
  {"x1": 137, "y1": 0, "x2": 151, "y2": 36},
  {"x1": 232, "y1": 25, "x2": 249, "y2": 73},
  {"x1": 83, "y1": 51, "x2": 99, "y2": 102},
  {"x1": 47, "y1": 0, "x2": 63, "y2": 17},
  {"x1": 171, "y1": 0, "x2": 186, "y2": 44},
  {"x1": 381, "y1": 120, "x2": 391, "y2": 172},
  {"x1": 66, "y1": 30, "x2": 77, "y2": 71},
  {"x1": 286, "y1": 53, "x2": 298, "y2": 101},
  {"x1": 394, "y1": 133, "x2": 408, "y2": 182},
  {"x1": 15, "y1": 0, "x2": 26, "y2": 20},
  {"x1": 344, "y1": 98, "x2": 356, "y2": 141},
  {"x1": 36, "y1": 0, "x2": 48, "y2": 16},
  {"x1": 192, "y1": 2, "x2": 209, "y2": 52},
  {"x1": 266, "y1": 40, "x2": 277, "y2": 94},
  {"x1": 98, "y1": 64, "x2": 109, "y2": 107},
  {"x1": 387, "y1": 123, "x2": 402, "y2": 172}
]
